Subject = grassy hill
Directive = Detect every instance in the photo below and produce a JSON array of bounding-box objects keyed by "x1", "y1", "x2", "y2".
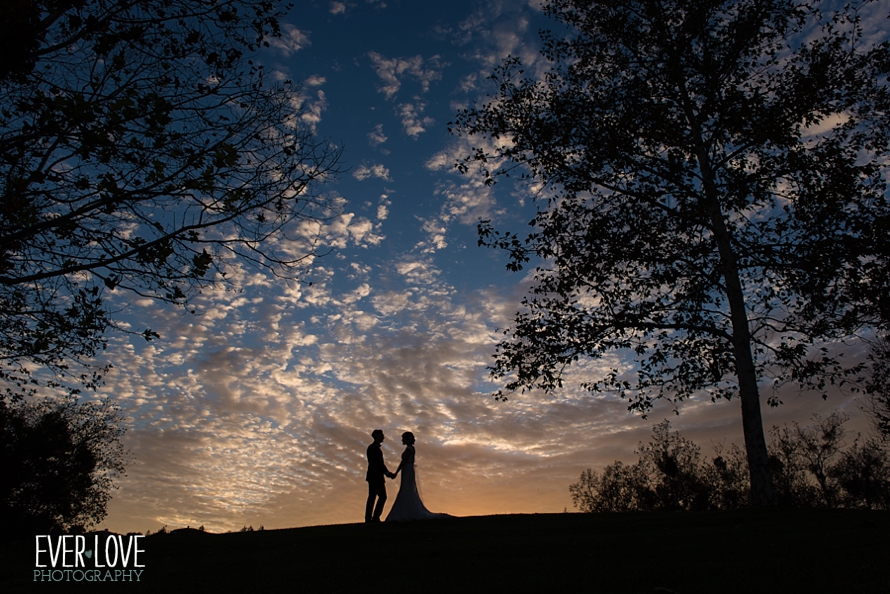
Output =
[{"x1": 3, "y1": 508, "x2": 888, "y2": 593}]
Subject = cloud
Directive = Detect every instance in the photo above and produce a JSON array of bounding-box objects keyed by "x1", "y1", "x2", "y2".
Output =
[
  {"x1": 376, "y1": 194, "x2": 390, "y2": 221},
  {"x1": 397, "y1": 101, "x2": 434, "y2": 138},
  {"x1": 367, "y1": 124, "x2": 387, "y2": 147},
  {"x1": 353, "y1": 163, "x2": 392, "y2": 182},
  {"x1": 410, "y1": 136, "x2": 508, "y2": 254},
  {"x1": 299, "y1": 90, "x2": 327, "y2": 132},
  {"x1": 416, "y1": 218, "x2": 448, "y2": 253},
  {"x1": 329, "y1": 1, "x2": 346, "y2": 14},
  {"x1": 268, "y1": 24, "x2": 310, "y2": 56},
  {"x1": 368, "y1": 52, "x2": 446, "y2": 100},
  {"x1": 394, "y1": 258, "x2": 441, "y2": 287},
  {"x1": 457, "y1": 72, "x2": 479, "y2": 93},
  {"x1": 319, "y1": 212, "x2": 385, "y2": 248},
  {"x1": 445, "y1": 0, "x2": 547, "y2": 97}
]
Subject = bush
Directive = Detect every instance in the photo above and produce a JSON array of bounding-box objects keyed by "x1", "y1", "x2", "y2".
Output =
[
  {"x1": 571, "y1": 421, "x2": 716, "y2": 512},
  {"x1": 830, "y1": 437, "x2": 890, "y2": 509},
  {"x1": 571, "y1": 413, "x2": 890, "y2": 512}
]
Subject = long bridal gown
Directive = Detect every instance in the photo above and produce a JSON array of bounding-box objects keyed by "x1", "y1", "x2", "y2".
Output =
[{"x1": 385, "y1": 445, "x2": 451, "y2": 522}]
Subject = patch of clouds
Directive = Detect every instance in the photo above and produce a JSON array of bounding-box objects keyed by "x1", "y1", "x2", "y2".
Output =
[
  {"x1": 371, "y1": 290, "x2": 413, "y2": 316},
  {"x1": 329, "y1": 1, "x2": 346, "y2": 14},
  {"x1": 447, "y1": 1, "x2": 548, "y2": 97},
  {"x1": 353, "y1": 163, "x2": 392, "y2": 182},
  {"x1": 416, "y1": 217, "x2": 448, "y2": 253},
  {"x1": 413, "y1": 136, "x2": 511, "y2": 254},
  {"x1": 368, "y1": 52, "x2": 447, "y2": 100},
  {"x1": 347, "y1": 261, "x2": 372, "y2": 280},
  {"x1": 367, "y1": 123, "x2": 388, "y2": 147},
  {"x1": 268, "y1": 24, "x2": 310, "y2": 56},
  {"x1": 457, "y1": 72, "x2": 478, "y2": 93},
  {"x1": 285, "y1": 85, "x2": 329, "y2": 133},
  {"x1": 300, "y1": 90, "x2": 327, "y2": 132},
  {"x1": 397, "y1": 101, "x2": 434, "y2": 138},
  {"x1": 323, "y1": 212, "x2": 385, "y2": 248},
  {"x1": 376, "y1": 194, "x2": 390, "y2": 221},
  {"x1": 394, "y1": 258, "x2": 441, "y2": 287}
]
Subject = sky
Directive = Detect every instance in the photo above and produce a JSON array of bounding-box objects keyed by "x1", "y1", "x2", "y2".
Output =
[{"x1": 94, "y1": 0, "x2": 886, "y2": 534}]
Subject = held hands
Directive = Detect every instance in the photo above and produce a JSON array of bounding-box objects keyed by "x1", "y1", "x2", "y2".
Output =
[{"x1": 388, "y1": 471, "x2": 398, "y2": 479}]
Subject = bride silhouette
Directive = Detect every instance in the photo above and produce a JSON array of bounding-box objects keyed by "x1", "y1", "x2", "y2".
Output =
[{"x1": 385, "y1": 431, "x2": 452, "y2": 522}]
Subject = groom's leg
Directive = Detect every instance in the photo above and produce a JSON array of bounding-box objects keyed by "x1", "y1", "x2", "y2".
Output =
[
  {"x1": 365, "y1": 483, "x2": 377, "y2": 522},
  {"x1": 372, "y1": 484, "x2": 387, "y2": 520}
]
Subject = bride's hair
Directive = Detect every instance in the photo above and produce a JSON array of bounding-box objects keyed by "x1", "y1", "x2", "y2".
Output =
[{"x1": 401, "y1": 431, "x2": 415, "y2": 444}]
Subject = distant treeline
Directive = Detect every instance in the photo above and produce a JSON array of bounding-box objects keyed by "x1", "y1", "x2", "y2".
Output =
[{"x1": 571, "y1": 413, "x2": 890, "y2": 512}]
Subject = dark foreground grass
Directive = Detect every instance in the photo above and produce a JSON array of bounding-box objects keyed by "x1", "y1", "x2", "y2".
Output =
[{"x1": 2, "y1": 508, "x2": 888, "y2": 594}]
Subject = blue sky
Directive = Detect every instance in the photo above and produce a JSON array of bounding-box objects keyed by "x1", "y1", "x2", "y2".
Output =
[{"x1": 97, "y1": 0, "x2": 883, "y2": 534}]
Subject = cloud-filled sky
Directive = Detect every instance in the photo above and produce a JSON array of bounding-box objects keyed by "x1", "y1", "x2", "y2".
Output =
[{"x1": 95, "y1": 0, "x2": 884, "y2": 534}]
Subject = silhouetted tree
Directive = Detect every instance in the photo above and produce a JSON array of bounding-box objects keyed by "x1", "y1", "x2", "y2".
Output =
[
  {"x1": 0, "y1": 397, "x2": 125, "y2": 537},
  {"x1": 0, "y1": 0, "x2": 342, "y2": 398},
  {"x1": 452, "y1": 0, "x2": 890, "y2": 507}
]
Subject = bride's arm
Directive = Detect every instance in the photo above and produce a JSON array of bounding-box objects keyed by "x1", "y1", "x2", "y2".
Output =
[{"x1": 394, "y1": 447, "x2": 411, "y2": 476}]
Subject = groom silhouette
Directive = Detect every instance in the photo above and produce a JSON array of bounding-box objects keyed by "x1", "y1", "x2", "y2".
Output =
[{"x1": 365, "y1": 429, "x2": 396, "y2": 523}]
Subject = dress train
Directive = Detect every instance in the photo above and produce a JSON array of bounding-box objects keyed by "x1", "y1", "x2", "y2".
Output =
[{"x1": 385, "y1": 447, "x2": 451, "y2": 522}]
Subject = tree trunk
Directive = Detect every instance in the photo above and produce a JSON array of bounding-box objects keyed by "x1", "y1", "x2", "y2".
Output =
[{"x1": 696, "y1": 147, "x2": 778, "y2": 507}]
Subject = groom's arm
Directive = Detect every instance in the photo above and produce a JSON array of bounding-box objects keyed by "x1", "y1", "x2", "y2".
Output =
[
  {"x1": 370, "y1": 445, "x2": 394, "y2": 477},
  {"x1": 381, "y1": 452, "x2": 395, "y2": 478}
]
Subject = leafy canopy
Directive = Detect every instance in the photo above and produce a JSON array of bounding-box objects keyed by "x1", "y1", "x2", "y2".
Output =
[
  {"x1": 0, "y1": 0, "x2": 343, "y2": 398},
  {"x1": 452, "y1": 0, "x2": 890, "y2": 410}
]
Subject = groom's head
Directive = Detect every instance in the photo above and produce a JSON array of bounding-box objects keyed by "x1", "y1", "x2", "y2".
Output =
[{"x1": 371, "y1": 429, "x2": 384, "y2": 443}]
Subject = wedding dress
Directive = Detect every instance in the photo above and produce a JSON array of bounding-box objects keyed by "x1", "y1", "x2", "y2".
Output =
[{"x1": 385, "y1": 445, "x2": 451, "y2": 522}]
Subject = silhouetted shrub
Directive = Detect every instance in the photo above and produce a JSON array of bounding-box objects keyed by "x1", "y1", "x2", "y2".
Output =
[
  {"x1": 768, "y1": 412, "x2": 848, "y2": 507},
  {"x1": 571, "y1": 421, "x2": 716, "y2": 512},
  {"x1": 570, "y1": 462, "x2": 653, "y2": 513},
  {"x1": 703, "y1": 442, "x2": 750, "y2": 510},
  {"x1": 830, "y1": 437, "x2": 890, "y2": 509},
  {"x1": 571, "y1": 413, "x2": 890, "y2": 512}
]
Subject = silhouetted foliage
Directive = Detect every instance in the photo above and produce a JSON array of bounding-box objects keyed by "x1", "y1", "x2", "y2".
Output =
[
  {"x1": 830, "y1": 437, "x2": 890, "y2": 509},
  {"x1": 570, "y1": 414, "x2": 890, "y2": 512},
  {"x1": 864, "y1": 335, "x2": 890, "y2": 440},
  {"x1": 768, "y1": 411, "x2": 848, "y2": 507},
  {"x1": 571, "y1": 421, "x2": 741, "y2": 512},
  {"x1": 0, "y1": 397, "x2": 125, "y2": 537},
  {"x1": 0, "y1": 0, "x2": 343, "y2": 398},
  {"x1": 452, "y1": 0, "x2": 890, "y2": 507}
]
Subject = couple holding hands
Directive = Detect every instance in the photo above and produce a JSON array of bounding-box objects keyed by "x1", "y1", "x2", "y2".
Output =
[{"x1": 364, "y1": 429, "x2": 451, "y2": 523}]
